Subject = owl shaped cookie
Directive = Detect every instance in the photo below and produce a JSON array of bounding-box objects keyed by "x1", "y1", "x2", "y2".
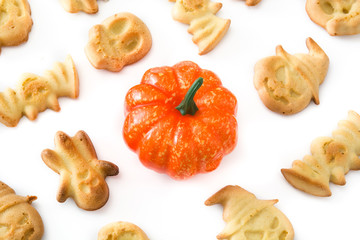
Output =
[
  {"x1": 171, "y1": 0, "x2": 231, "y2": 55},
  {"x1": 0, "y1": 181, "x2": 44, "y2": 240},
  {"x1": 98, "y1": 222, "x2": 149, "y2": 240},
  {"x1": 85, "y1": 12, "x2": 152, "y2": 72},
  {"x1": 41, "y1": 130, "x2": 119, "y2": 211},
  {"x1": 254, "y1": 38, "x2": 329, "y2": 115},
  {"x1": 60, "y1": 0, "x2": 98, "y2": 14},
  {"x1": 282, "y1": 111, "x2": 360, "y2": 197},
  {"x1": 0, "y1": 55, "x2": 79, "y2": 127},
  {"x1": 306, "y1": 0, "x2": 360, "y2": 35},
  {"x1": 0, "y1": 0, "x2": 33, "y2": 53},
  {"x1": 205, "y1": 185, "x2": 294, "y2": 240}
]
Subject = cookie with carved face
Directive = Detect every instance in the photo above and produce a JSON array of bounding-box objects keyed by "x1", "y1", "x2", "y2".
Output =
[
  {"x1": 0, "y1": 0, "x2": 33, "y2": 53},
  {"x1": 85, "y1": 12, "x2": 152, "y2": 72},
  {"x1": 98, "y1": 222, "x2": 149, "y2": 240},
  {"x1": 205, "y1": 185, "x2": 294, "y2": 240},
  {"x1": 41, "y1": 130, "x2": 119, "y2": 211},
  {"x1": 306, "y1": 0, "x2": 360, "y2": 35},
  {"x1": 0, "y1": 181, "x2": 44, "y2": 240}
]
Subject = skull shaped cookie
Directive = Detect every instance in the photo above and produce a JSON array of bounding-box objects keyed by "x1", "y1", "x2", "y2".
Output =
[
  {"x1": 41, "y1": 130, "x2": 119, "y2": 211},
  {"x1": 0, "y1": 181, "x2": 44, "y2": 240},
  {"x1": 85, "y1": 12, "x2": 152, "y2": 72},
  {"x1": 0, "y1": 0, "x2": 33, "y2": 53},
  {"x1": 306, "y1": 0, "x2": 360, "y2": 35},
  {"x1": 254, "y1": 38, "x2": 329, "y2": 115},
  {"x1": 205, "y1": 185, "x2": 294, "y2": 240}
]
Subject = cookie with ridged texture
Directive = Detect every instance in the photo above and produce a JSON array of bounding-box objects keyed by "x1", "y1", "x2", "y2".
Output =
[
  {"x1": 171, "y1": 0, "x2": 230, "y2": 55},
  {"x1": 0, "y1": 181, "x2": 44, "y2": 240},
  {"x1": 282, "y1": 111, "x2": 360, "y2": 197},
  {"x1": 85, "y1": 12, "x2": 152, "y2": 72},
  {"x1": 41, "y1": 130, "x2": 119, "y2": 211},
  {"x1": 0, "y1": 55, "x2": 79, "y2": 127},
  {"x1": 205, "y1": 185, "x2": 294, "y2": 240},
  {"x1": 254, "y1": 37, "x2": 329, "y2": 115},
  {"x1": 306, "y1": 0, "x2": 360, "y2": 35},
  {"x1": 60, "y1": 0, "x2": 98, "y2": 14},
  {"x1": 0, "y1": 0, "x2": 33, "y2": 53},
  {"x1": 98, "y1": 222, "x2": 149, "y2": 240}
]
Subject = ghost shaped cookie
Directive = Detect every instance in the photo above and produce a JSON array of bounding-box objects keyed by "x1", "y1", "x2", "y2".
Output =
[
  {"x1": 60, "y1": 0, "x2": 99, "y2": 14},
  {"x1": 306, "y1": 0, "x2": 360, "y2": 35},
  {"x1": 0, "y1": 55, "x2": 79, "y2": 127},
  {"x1": 85, "y1": 12, "x2": 152, "y2": 72},
  {"x1": 282, "y1": 111, "x2": 360, "y2": 197},
  {"x1": 98, "y1": 222, "x2": 149, "y2": 240},
  {"x1": 254, "y1": 37, "x2": 329, "y2": 115},
  {"x1": 0, "y1": 0, "x2": 33, "y2": 53},
  {"x1": 0, "y1": 181, "x2": 44, "y2": 240},
  {"x1": 205, "y1": 185, "x2": 294, "y2": 240},
  {"x1": 171, "y1": 0, "x2": 230, "y2": 55},
  {"x1": 41, "y1": 130, "x2": 119, "y2": 211}
]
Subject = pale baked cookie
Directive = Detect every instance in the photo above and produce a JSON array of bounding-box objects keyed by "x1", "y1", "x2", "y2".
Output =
[
  {"x1": 41, "y1": 130, "x2": 119, "y2": 211},
  {"x1": 205, "y1": 185, "x2": 294, "y2": 240},
  {"x1": 282, "y1": 111, "x2": 360, "y2": 197},
  {"x1": 0, "y1": 181, "x2": 44, "y2": 240},
  {"x1": 254, "y1": 37, "x2": 329, "y2": 115},
  {"x1": 60, "y1": 0, "x2": 98, "y2": 14},
  {"x1": 171, "y1": 0, "x2": 230, "y2": 55},
  {"x1": 241, "y1": 0, "x2": 262, "y2": 6},
  {"x1": 0, "y1": 0, "x2": 33, "y2": 53},
  {"x1": 0, "y1": 55, "x2": 79, "y2": 127},
  {"x1": 306, "y1": 0, "x2": 360, "y2": 35},
  {"x1": 85, "y1": 12, "x2": 152, "y2": 72},
  {"x1": 98, "y1": 222, "x2": 149, "y2": 240}
]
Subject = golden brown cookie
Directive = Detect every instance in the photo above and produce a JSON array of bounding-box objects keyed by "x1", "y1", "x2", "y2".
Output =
[
  {"x1": 98, "y1": 222, "x2": 149, "y2": 240},
  {"x1": 41, "y1": 130, "x2": 119, "y2": 211},
  {"x1": 241, "y1": 0, "x2": 262, "y2": 6},
  {"x1": 60, "y1": 0, "x2": 98, "y2": 14},
  {"x1": 171, "y1": 0, "x2": 230, "y2": 55},
  {"x1": 306, "y1": 0, "x2": 360, "y2": 36},
  {"x1": 254, "y1": 37, "x2": 329, "y2": 115},
  {"x1": 0, "y1": 55, "x2": 79, "y2": 127},
  {"x1": 0, "y1": 181, "x2": 44, "y2": 240},
  {"x1": 85, "y1": 12, "x2": 152, "y2": 72},
  {"x1": 282, "y1": 111, "x2": 360, "y2": 197},
  {"x1": 205, "y1": 185, "x2": 294, "y2": 240},
  {"x1": 0, "y1": 0, "x2": 33, "y2": 53}
]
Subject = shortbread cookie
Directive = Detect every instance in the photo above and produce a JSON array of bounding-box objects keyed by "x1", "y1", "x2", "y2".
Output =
[
  {"x1": 0, "y1": 181, "x2": 44, "y2": 240},
  {"x1": 205, "y1": 185, "x2": 294, "y2": 240},
  {"x1": 0, "y1": 0, "x2": 33, "y2": 53},
  {"x1": 171, "y1": 0, "x2": 230, "y2": 55},
  {"x1": 60, "y1": 0, "x2": 98, "y2": 14},
  {"x1": 0, "y1": 55, "x2": 79, "y2": 127},
  {"x1": 98, "y1": 222, "x2": 149, "y2": 240},
  {"x1": 85, "y1": 12, "x2": 152, "y2": 72},
  {"x1": 282, "y1": 111, "x2": 360, "y2": 197},
  {"x1": 306, "y1": 0, "x2": 360, "y2": 35},
  {"x1": 254, "y1": 37, "x2": 329, "y2": 115},
  {"x1": 241, "y1": 0, "x2": 262, "y2": 6},
  {"x1": 41, "y1": 130, "x2": 119, "y2": 211}
]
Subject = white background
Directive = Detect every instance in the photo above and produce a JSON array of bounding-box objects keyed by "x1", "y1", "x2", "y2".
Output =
[{"x1": 1, "y1": 0, "x2": 360, "y2": 239}]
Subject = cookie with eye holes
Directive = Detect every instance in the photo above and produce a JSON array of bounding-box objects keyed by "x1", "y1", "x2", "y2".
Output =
[
  {"x1": 98, "y1": 222, "x2": 149, "y2": 240},
  {"x1": 85, "y1": 12, "x2": 152, "y2": 72},
  {"x1": 41, "y1": 130, "x2": 119, "y2": 211},
  {"x1": 306, "y1": 0, "x2": 360, "y2": 35}
]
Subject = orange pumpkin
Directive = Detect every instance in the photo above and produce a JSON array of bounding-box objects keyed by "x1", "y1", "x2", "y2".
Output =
[{"x1": 123, "y1": 61, "x2": 237, "y2": 179}]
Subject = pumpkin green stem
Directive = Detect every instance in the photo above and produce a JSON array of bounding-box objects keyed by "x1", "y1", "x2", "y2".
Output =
[{"x1": 176, "y1": 77, "x2": 203, "y2": 116}]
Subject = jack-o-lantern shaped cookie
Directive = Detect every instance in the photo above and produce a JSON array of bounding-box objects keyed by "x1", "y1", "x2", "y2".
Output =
[
  {"x1": 0, "y1": 181, "x2": 44, "y2": 240},
  {"x1": 85, "y1": 12, "x2": 152, "y2": 72},
  {"x1": 0, "y1": 0, "x2": 33, "y2": 53},
  {"x1": 306, "y1": 0, "x2": 360, "y2": 35}
]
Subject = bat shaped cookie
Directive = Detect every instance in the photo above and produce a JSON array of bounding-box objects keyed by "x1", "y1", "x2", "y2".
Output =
[{"x1": 41, "y1": 130, "x2": 119, "y2": 211}]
